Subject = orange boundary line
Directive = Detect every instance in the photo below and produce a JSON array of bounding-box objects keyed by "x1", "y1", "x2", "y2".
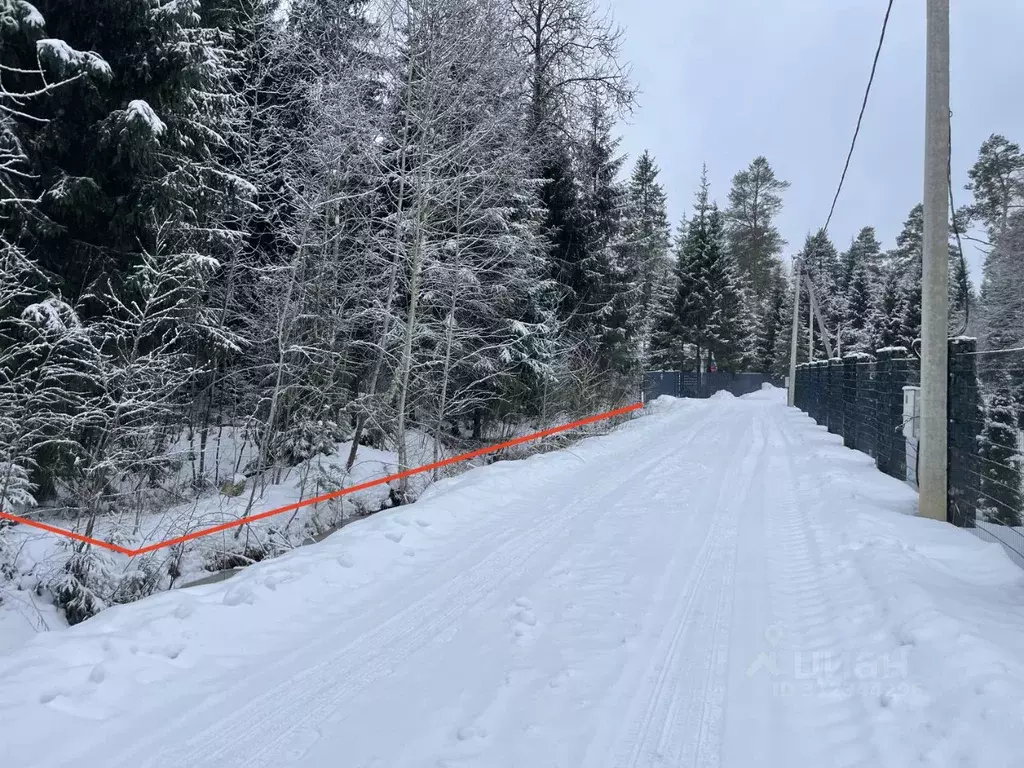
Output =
[{"x1": 0, "y1": 402, "x2": 643, "y2": 557}]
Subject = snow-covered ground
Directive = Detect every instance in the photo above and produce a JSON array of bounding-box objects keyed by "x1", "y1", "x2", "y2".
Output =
[
  {"x1": 0, "y1": 429, "x2": 455, "y2": 649},
  {"x1": 3, "y1": 389, "x2": 1024, "y2": 767}
]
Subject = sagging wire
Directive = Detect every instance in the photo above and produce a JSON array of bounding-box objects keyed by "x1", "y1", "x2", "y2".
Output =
[
  {"x1": 909, "y1": 109, "x2": 970, "y2": 361},
  {"x1": 949, "y1": 109, "x2": 970, "y2": 337}
]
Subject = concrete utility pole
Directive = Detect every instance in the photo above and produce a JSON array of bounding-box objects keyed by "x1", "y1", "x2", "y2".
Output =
[
  {"x1": 919, "y1": 0, "x2": 949, "y2": 522},
  {"x1": 787, "y1": 260, "x2": 801, "y2": 407}
]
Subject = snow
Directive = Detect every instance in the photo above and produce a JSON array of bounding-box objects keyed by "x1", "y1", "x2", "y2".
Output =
[
  {"x1": 125, "y1": 100, "x2": 166, "y2": 137},
  {"x1": 18, "y1": 1, "x2": 45, "y2": 29},
  {"x1": 3, "y1": 394, "x2": 1024, "y2": 767},
  {"x1": 21, "y1": 298, "x2": 75, "y2": 332},
  {"x1": 0, "y1": 428, "x2": 455, "y2": 629},
  {"x1": 35, "y1": 39, "x2": 111, "y2": 79}
]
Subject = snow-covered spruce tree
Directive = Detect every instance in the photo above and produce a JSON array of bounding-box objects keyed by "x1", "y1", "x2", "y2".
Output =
[
  {"x1": 0, "y1": 2, "x2": 113, "y2": 593},
  {"x1": 703, "y1": 206, "x2": 747, "y2": 371},
  {"x1": 664, "y1": 166, "x2": 746, "y2": 372},
  {"x1": 977, "y1": 390, "x2": 1023, "y2": 527},
  {"x1": 4, "y1": 0, "x2": 260, "y2": 616},
  {"x1": 769, "y1": 268, "x2": 795, "y2": 378},
  {"x1": 978, "y1": 212, "x2": 1024, "y2": 353},
  {"x1": 842, "y1": 263, "x2": 873, "y2": 354},
  {"x1": 831, "y1": 228, "x2": 879, "y2": 354},
  {"x1": 618, "y1": 150, "x2": 673, "y2": 384},
  {"x1": 724, "y1": 156, "x2": 789, "y2": 304},
  {"x1": 881, "y1": 204, "x2": 924, "y2": 349},
  {"x1": 575, "y1": 96, "x2": 632, "y2": 396},
  {"x1": 754, "y1": 277, "x2": 787, "y2": 374},
  {"x1": 867, "y1": 266, "x2": 904, "y2": 352},
  {"x1": 508, "y1": 0, "x2": 635, "y2": 409},
  {"x1": 840, "y1": 227, "x2": 882, "y2": 293},
  {"x1": 948, "y1": 210, "x2": 973, "y2": 336},
  {"x1": 796, "y1": 229, "x2": 841, "y2": 361},
  {"x1": 20, "y1": 0, "x2": 251, "y2": 301},
  {"x1": 667, "y1": 169, "x2": 715, "y2": 372}
]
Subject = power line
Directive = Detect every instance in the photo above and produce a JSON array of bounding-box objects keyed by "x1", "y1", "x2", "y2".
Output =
[
  {"x1": 823, "y1": 0, "x2": 896, "y2": 234},
  {"x1": 794, "y1": 0, "x2": 895, "y2": 373},
  {"x1": 948, "y1": 110, "x2": 970, "y2": 336}
]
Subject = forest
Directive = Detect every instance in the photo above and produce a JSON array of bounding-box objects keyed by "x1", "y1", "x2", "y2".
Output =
[{"x1": 1, "y1": 0, "x2": 1022, "y2": 624}]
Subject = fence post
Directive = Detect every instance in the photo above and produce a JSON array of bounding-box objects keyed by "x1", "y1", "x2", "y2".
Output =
[
  {"x1": 813, "y1": 361, "x2": 826, "y2": 424},
  {"x1": 948, "y1": 337, "x2": 980, "y2": 528},
  {"x1": 842, "y1": 355, "x2": 860, "y2": 448},
  {"x1": 853, "y1": 354, "x2": 876, "y2": 457},
  {"x1": 875, "y1": 348, "x2": 902, "y2": 477},
  {"x1": 827, "y1": 358, "x2": 843, "y2": 435}
]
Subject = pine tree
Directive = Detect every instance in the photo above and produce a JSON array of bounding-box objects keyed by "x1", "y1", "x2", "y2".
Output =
[
  {"x1": 966, "y1": 134, "x2": 1024, "y2": 240},
  {"x1": 725, "y1": 156, "x2": 790, "y2": 303},
  {"x1": 977, "y1": 390, "x2": 1023, "y2": 527}
]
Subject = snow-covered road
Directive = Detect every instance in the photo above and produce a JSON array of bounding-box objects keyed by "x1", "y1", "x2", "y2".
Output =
[{"x1": 4, "y1": 391, "x2": 1024, "y2": 767}]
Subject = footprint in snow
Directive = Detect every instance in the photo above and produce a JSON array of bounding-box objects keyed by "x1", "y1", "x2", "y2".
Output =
[
  {"x1": 509, "y1": 598, "x2": 538, "y2": 641},
  {"x1": 385, "y1": 530, "x2": 404, "y2": 543},
  {"x1": 456, "y1": 725, "x2": 488, "y2": 742}
]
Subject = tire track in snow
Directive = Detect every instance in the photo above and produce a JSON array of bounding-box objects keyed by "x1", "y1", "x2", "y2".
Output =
[
  {"x1": 118, "y1": 406, "x2": 721, "y2": 768},
  {"x1": 765, "y1": 409, "x2": 885, "y2": 768},
  {"x1": 584, "y1": 401, "x2": 765, "y2": 768},
  {"x1": 62, "y1": 412, "x2": 673, "y2": 768}
]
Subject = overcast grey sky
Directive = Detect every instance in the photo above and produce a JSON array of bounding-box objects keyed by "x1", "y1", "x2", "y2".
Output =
[{"x1": 610, "y1": 0, "x2": 1024, "y2": 283}]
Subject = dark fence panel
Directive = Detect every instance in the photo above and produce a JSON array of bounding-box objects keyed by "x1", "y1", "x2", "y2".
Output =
[
  {"x1": 795, "y1": 351, "x2": 921, "y2": 486},
  {"x1": 645, "y1": 371, "x2": 782, "y2": 401},
  {"x1": 644, "y1": 371, "x2": 681, "y2": 401},
  {"x1": 792, "y1": 340, "x2": 1024, "y2": 562},
  {"x1": 951, "y1": 344, "x2": 1024, "y2": 559}
]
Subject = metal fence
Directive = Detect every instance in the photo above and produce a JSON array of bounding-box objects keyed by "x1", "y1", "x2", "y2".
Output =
[
  {"x1": 645, "y1": 371, "x2": 782, "y2": 401},
  {"x1": 793, "y1": 339, "x2": 1024, "y2": 567}
]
